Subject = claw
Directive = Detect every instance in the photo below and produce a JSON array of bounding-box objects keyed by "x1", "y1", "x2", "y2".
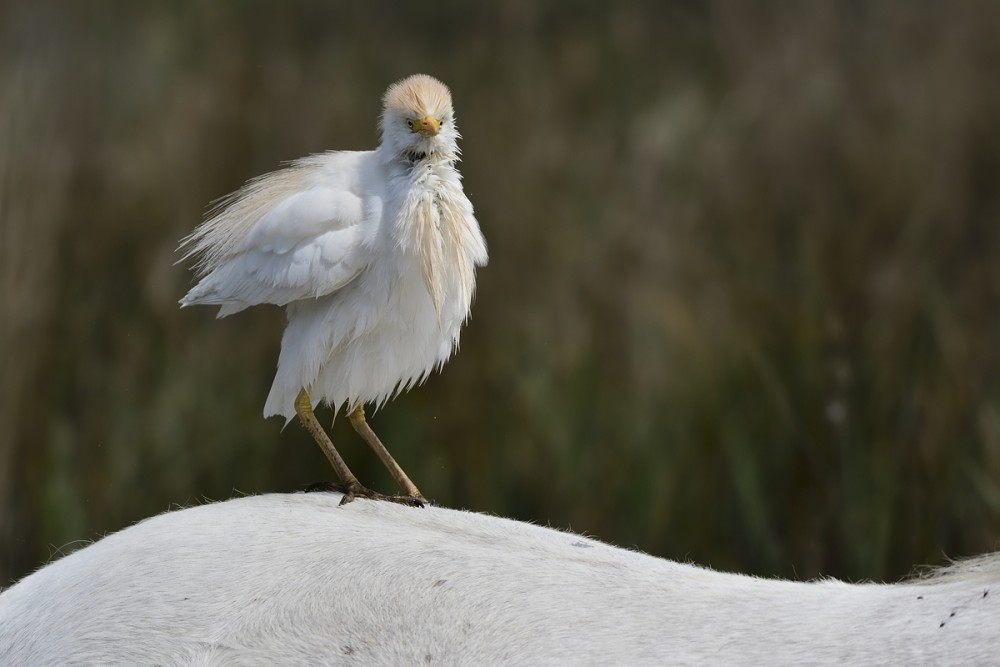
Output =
[{"x1": 321, "y1": 481, "x2": 426, "y2": 507}]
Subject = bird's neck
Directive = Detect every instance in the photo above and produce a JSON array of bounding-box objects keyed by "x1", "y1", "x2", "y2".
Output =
[
  {"x1": 402, "y1": 147, "x2": 432, "y2": 162},
  {"x1": 378, "y1": 141, "x2": 458, "y2": 170}
]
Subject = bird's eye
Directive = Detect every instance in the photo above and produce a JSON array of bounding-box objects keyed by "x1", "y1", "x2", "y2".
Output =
[{"x1": 406, "y1": 119, "x2": 415, "y2": 129}]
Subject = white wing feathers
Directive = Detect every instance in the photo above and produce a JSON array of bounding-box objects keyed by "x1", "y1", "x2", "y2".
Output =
[{"x1": 179, "y1": 156, "x2": 372, "y2": 317}]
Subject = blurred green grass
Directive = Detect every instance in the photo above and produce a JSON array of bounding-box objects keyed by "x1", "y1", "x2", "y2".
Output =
[{"x1": 3, "y1": 0, "x2": 1000, "y2": 585}]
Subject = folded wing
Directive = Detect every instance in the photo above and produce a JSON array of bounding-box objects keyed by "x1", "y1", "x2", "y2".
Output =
[{"x1": 179, "y1": 158, "x2": 374, "y2": 317}]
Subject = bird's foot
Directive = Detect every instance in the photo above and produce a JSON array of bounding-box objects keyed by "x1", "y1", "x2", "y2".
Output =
[
  {"x1": 305, "y1": 480, "x2": 427, "y2": 507},
  {"x1": 340, "y1": 482, "x2": 427, "y2": 507}
]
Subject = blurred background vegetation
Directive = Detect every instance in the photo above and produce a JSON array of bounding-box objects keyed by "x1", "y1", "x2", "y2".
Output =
[{"x1": 3, "y1": 0, "x2": 1000, "y2": 587}]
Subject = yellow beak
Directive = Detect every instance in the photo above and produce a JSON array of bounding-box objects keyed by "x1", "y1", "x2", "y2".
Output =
[{"x1": 410, "y1": 115, "x2": 442, "y2": 137}]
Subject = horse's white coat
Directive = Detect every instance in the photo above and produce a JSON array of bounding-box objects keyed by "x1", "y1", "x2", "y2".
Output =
[{"x1": 1, "y1": 493, "x2": 997, "y2": 666}]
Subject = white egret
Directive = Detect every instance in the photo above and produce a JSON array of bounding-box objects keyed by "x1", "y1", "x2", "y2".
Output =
[{"x1": 179, "y1": 74, "x2": 487, "y2": 505}]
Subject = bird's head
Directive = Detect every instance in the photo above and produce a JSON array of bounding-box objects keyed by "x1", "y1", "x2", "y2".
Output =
[{"x1": 379, "y1": 74, "x2": 457, "y2": 163}]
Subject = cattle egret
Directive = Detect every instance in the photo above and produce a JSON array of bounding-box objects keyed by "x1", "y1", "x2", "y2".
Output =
[{"x1": 179, "y1": 75, "x2": 488, "y2": 505}]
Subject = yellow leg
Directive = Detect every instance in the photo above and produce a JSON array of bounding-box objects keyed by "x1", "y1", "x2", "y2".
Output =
[
  {"x1": 295, "y1": 389, "x2": 424, "y2": 507},
  {"x1": 348, "y1": 405, "x2": 427, "y2": 502},
  {"x1": 295, "y1": 389, "x2": 366, "y2": 504}
]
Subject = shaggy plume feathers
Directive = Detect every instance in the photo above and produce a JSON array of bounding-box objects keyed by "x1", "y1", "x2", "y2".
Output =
[
  {"x1": 383, "y1": 74, "x2": 452, "y2": 118},
  {"x1": 176, "y1": 75, "x2": 486, "y2": 502}
]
